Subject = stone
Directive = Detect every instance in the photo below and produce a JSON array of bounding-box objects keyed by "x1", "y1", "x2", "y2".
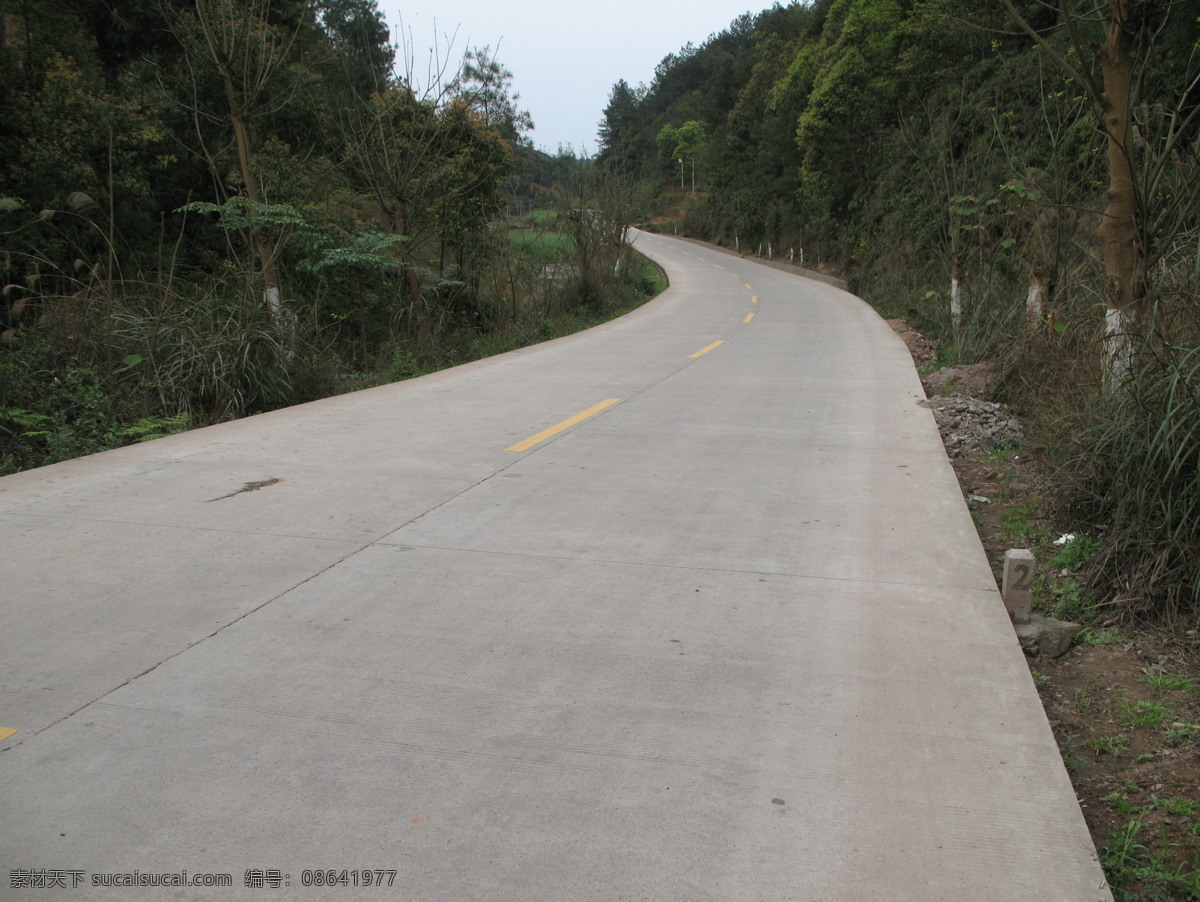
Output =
[{"x1": 1015, "y1": 614, "x2": 1083, "y2": 659}]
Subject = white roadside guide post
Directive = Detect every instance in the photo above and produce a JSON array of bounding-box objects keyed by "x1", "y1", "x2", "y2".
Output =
[{"x1": 1002, "y1": 548, "x2": 1036, "y2": 625}]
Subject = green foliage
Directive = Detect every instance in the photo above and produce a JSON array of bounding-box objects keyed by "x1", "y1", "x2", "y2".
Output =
[
  {"x1": 1049, "y1": 581, "x2": 1094, "y2": 621},
  {"x1": 1073, "y1": 344, "x2": 1200, "y2": 616},
  {"x1": 656, "y1": 120, "x2": 707, "y2": 164},
  {"x1": 1143, "y1": 673, "x2": 1197, "y2": 694},
  {"x1": 0, "y1": 365, "x2": 119, "y2": 466},
  {"x1": 1089, "y1": 733, "x2": 1129, "y2": 761},
  {"x1": 177, "y1": 198, "x2": 309, "y2": 233},
  {"x1": 1080, "y1": 629, "x2": 1126, "y2": 647},
  {"x1": 1119, "y1": 700, "x2": 1172, "y2": 729},
  {"x1": 1049, "y1": 535, "x2": 1099, "y2": 572},
  {"x1": 297, "y1": 232, "x2": 407, "y2": 273},
  {"x1": 117, "y1": 413, "x2": 193, "y2": 443}
]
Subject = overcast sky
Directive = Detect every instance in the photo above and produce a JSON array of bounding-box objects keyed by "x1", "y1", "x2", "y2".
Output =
[{"x1": 377, "y1": 1, "x2": 760, "y2": 155}]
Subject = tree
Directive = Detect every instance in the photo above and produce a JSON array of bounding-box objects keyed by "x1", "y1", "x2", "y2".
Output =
[
  {"x1": 168, "y1": 0, "x2": 302, "y2": 315},
  {"x1": 551, "y1": 163, "x2": 648, "y2": 308},
  {"x1": 597, "y1": 79, "x2": 645, "y2": 166},
  {"x1": 317, "y1": 0, "x2": 394, "y2": 101},
  {"x1": 343, "y1": 44, "x2": 513, "y2": 348},
  {"x1": 999, "y1": 0, "x2": 1200, "y2": 382},
  {"x1": 459, "y1": 46, "x2": 533, "y2": 144},
  {"x1": 656, "y1": 120, "x2": 707, "y2": 193}
]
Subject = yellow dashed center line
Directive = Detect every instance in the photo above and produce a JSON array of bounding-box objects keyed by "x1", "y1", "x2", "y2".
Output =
[
  {"x1": 751, "y1": 295, "x2": 758, "y2": 303},
  {"x1": 690, "y1": 340, "x2": 725, "y2": 359},
  {"x1": 744, "y1": 283, "x2": 754, "y2": 290},
  {"x1": 508, "y1": 399, "x2": 621, "y2": 452},
  {"x1": 743, "y1": 313, "x2": 755, "y2": 324},
  {"x1": 0, "y1": 727, "x2": 18, "y2": 741}
]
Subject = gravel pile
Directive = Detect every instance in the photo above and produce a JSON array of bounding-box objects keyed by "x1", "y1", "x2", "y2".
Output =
[{"x1": 919, "y1": 396, "x2": 1025, "y2": 457}]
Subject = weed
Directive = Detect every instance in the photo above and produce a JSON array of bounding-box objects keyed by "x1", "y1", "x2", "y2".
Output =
[
  {"x1": 1150, "y1": 795, "x2": 1197, "y2": 818},
  {"x1": 1100, "y1": 803, "x2": 1200, "y2": 900},
  {"x1": 1143, "y1": 672, "x2": 1198, "y2": 694},
  {"x1": 1104, "y1": 791, "x2": 1139, "y2": 816},
  {"x1": 1031, "y1": 668, "x2": 1050, "y2": 687},
  {"x1": 1166, "y1": 724, "x2": 1200, "y2": 747},
  {"x1": 1080, "y1": 628, "x2": 1126, "y2": 646},
  {"x1": 1074, "y1": 687, "x2": 1092, "y2": 713},
  {"x1": 1120, "y1": 699, "x2": 1172, "y2": 729},
  {"x1": 1090, "y1": 734, "x2": 1130, "y2": 761},
  {"x1": 1101, "y1": 819, "x2": 1146, "y2": 887},
  {"x1": 998, "y1": 499, "x2": 1050, "y2": 544},
  {"x1": 1058, "y1": 733, "x2": 1084, "y2": 774},
  {"x1": 986, "y1": 444, "x2": 1022, "y2": 463},
  {"x1": 1051, "y1": 581, "x2": 1095, "y2": 621},
  {"x1": 1049, "y1": 534, "x2": 1100, "y2": 572}
]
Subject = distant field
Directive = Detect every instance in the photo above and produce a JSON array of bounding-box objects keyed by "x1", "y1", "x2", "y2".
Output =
[{"x1": 507, "y1": 229, "x2": 574, "y2": 262}]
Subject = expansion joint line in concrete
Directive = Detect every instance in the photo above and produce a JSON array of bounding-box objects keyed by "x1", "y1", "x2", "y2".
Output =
[
  {"x1": 372, "y1": 539, "x2": 1003, "y2": 596},
  {"x1": 0, "y1": 535, "x2": 383, "y2": 752}
]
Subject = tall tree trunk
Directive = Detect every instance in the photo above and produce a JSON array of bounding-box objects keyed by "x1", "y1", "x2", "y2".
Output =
[
  {"x1": 1098, "y1": 0, "x2": 1142, "y2": 384},
  {"x1": 392, "y1": 199, "x2": 430, "y2": 348},
  {"x1": 223, "y1": 74, "x2": 280, "y2": 316}
]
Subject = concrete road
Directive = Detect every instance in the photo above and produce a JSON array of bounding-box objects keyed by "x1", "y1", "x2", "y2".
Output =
[{"x1": 1, "y1": 231, "x2": 1109, "y2": 900}]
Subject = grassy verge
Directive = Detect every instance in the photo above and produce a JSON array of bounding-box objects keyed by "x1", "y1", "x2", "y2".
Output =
[{"x1": 0, "y1": 246, "x2": 666, "y2": 474}]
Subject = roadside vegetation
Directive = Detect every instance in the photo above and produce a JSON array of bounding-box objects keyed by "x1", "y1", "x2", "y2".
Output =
[{"x1": 0, "y1": 0, "x2": 660, "y2": 475}]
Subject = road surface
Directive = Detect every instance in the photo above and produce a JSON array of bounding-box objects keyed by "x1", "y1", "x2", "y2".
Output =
[{"x1": 0, "y1": 231, "x2": 1109, "y2": 899}]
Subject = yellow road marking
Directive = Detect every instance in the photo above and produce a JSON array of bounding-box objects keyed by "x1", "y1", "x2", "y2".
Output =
[
  {"x1": 690, "y1": 340, "x2": 725, "y2": 359},
  {"x1": 751, "y1": 295, "x2": 758, "y2": 303},
  {"x1": 744, "y1": 283, "x2": 753, "y2": 290},
  {"x1": 508, "y1": 399, "x2": 621, "y2": 452},
  {"x1": 743, "y1": 313, "x2": 755, "y2": 324},
  {"x1": 0, "y1": 727, "x2": 18, "y2": 741}
]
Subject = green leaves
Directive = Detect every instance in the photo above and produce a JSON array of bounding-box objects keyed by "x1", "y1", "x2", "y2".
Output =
[
  {"x1": 296, "y1": 231, "x2": 407, "y2": 273},
  {"x1": 177, "y1": 197, "x2": 307, "y2": 232}
]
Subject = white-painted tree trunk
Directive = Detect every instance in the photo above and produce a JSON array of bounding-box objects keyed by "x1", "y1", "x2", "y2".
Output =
[
  {"x1": 1025, "y1": 272, "x2": 1046, "y2": 329},
  {"x1": 1105, "y1": 307, "x2": 1135, "y2": 388},
  {"x1": 950, "y1": 276, "x2": 962, "y2": 334}
]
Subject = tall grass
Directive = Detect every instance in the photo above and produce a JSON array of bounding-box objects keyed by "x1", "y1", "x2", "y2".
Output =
[
  {"x1": 1072, "y1": 342, "x2": 1200, "y2": 617},
  {"x1": 109, "y1": 284, "x2": 307, "y2": 421},
  {"x1": 1, "y1": 274, "x2": 333, "y2": 472}
]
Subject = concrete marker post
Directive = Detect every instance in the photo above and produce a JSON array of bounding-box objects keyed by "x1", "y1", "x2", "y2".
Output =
[{"x1": 1002, "y1": 548, "x2": 1035, "y2": 625}]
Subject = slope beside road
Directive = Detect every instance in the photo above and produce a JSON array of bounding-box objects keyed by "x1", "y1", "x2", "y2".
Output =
[{"x1": 0, "y1": 230, "x2": 1109, "y2": 899}]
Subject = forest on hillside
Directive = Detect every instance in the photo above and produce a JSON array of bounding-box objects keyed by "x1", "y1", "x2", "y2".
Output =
[
  {"x1": 0, "y1": 0, "x2": 657, "y2": 471},
  {"x1": 597, "y1": 0, "x2": 1200, "y2": 619}
]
